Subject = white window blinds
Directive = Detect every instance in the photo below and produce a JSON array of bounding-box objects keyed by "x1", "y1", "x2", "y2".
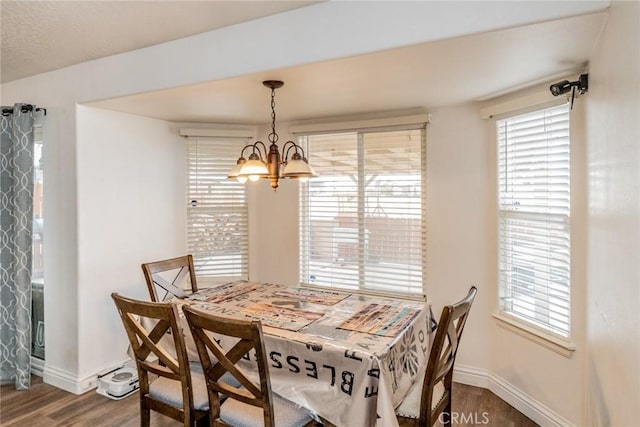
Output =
[
  {"x1": 299, "y1": 127, "x2": 426, "y2": 297},
  {"x1": 186, "y1": 137, "x2": 249, "y2": 282},
  {"x1": 497, "y1": 103, "x2": 571, "y2": 337}
]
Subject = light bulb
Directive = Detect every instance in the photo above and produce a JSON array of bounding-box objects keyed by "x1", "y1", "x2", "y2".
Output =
[
  {"x1": 237, "y1": 176, "x2": 248, "y2": 184},
  {"x1": 298, "y1": 177, "x2": 309, "y2": 183},
  {"x1": 249, "y1": 174, "x2": 260, "y2": 182}
]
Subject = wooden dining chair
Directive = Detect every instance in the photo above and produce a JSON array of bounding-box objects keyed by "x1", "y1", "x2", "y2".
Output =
[
  {"x1": 396, "y1": 286, "x2": 477, "y2": 426},
  {"x1": 111, "y1": 293, "x2": 209, "y2": 427},
  {"x1": 182, "y1": 306, "x2": 315, "y2": 427},
  {"x1": 141, "y1": 255, "x2": 198, "y2": 302}
]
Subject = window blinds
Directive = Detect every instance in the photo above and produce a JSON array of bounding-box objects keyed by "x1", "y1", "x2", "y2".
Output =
[
  {"x1": 497, "y1": 103, "x2": 571, "y2": 337},
  {"x1": 299, "y1": 127, "x2": 426, "y2": 297},
  {"x1": 186, "y1": 137, "x2": 249, "y2": 282}
]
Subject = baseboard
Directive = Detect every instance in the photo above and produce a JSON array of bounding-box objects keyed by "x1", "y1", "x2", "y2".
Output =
[
  {"x1": 43, "y1": 365, "x2": 87, "y2": 394},
  {"x1": 43, "y1": 357, "x2": 134, "y2": 395},
  {"x1": 30, "y1": 356, "x2": 45, "y2": 377},
  {"x1": 453, "y1": 363, "x2": 490, "y2": 388},
  {"x1": 454, "y1": 364, "x2": 574, "y2": 427}
]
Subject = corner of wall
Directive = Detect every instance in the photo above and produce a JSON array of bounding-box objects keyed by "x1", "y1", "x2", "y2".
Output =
[
  {"x1": 43, "y1": 357, "x2": 132, "y2": 395},
  {"x1": 455, "y1": 364, "x2": 576, "y2": 427}
]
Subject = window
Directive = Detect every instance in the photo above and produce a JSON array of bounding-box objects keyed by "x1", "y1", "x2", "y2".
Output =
[
  {"x1": 497, "y1": 103, "x2": 571, "y2": 338},
  {"x1": 32, "y1": 126, "x2": 44, "y2": 281},
  {"x1": 299, "y1": 126, "x2": 426, "y2": 297},
  {"x1": 32, "y1": 124, "x2": 44, "y2": 360},
  {"x1": 186, "y1": 137, "x2": 249, "y2": 283}
]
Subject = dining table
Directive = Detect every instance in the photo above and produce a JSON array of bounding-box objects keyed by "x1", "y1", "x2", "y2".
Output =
[{"x1": 171, "y1": 281, "x2": 435, "y2": 427}]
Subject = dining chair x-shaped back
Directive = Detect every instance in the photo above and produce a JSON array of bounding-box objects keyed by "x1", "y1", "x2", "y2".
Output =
[
  {"x1": 111, "y1": 293, "x2": 209, "y2": 427},
  {"x1": 182, "y1": 305, "x2": 315, "y2": 427},
  {"x1": 396, "y1": 286, "x2": 477, "y2": 426},
  {"x1": 141, "y1": 255, "x2": 198, "y2": 302}
]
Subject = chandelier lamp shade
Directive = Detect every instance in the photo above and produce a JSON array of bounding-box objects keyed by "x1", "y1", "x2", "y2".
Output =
[{"x1": 228, "y1": 80, "x2": 317, "y2": 190}]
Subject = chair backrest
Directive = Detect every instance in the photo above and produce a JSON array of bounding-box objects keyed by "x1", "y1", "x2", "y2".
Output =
[
  {"x1": 182, "y1": 305, "x2": 276, "y2": 426},
  {"x1": 111, "y1": 293, "x2": 195, "y2": 422},
  {"x1": 419, "y1": 286, "x2": 477, "y2": 425},
  {"x1": 141, "y1": 255, "x2": 198, "y2": 302}
]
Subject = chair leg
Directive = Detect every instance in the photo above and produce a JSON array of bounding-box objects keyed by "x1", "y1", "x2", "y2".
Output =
[
  {"x1": 443, "y1": 402, "x2": 452, "y2": 427},
  {"x1": 183, "y1": 412, "x2": 192, "y2": 427},
  {"x1": 140, "y1": 404, "x2": 150, "y2": 427},
  {"x1": 196, "y1": 413, "x2": 211, "y2": 427}
]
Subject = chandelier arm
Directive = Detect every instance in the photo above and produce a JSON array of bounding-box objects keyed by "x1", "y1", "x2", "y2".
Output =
[
  {"x1": 282, "y1": 141, "x2": 301, "y2": 162},
  {"x1": 239, "y1": 144, "x2": 256, "y2": 158},
  {"x1": 293, "y1": 143, "x2": 306, "y2": 159},
  {"x1": 252, "y1": 141, "x2": 268, "y2": 160}
]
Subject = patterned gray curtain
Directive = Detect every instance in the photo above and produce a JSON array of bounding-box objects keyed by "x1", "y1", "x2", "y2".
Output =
[{"x1": 0, "y1": 103, "x2": 35, "y2": 390}]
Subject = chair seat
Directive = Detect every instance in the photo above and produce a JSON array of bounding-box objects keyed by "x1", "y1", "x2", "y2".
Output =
[
  {"x1": 149, "y1": 369, "x2": 209, "y2": 410},
  {"x1": 148, "y1": 363, "x2": 244, "y2": 411},
  {"x1": 220, "y1": 392, "x2": 314, "y2": 427},
  {"x1": 395, "y1": 378, "x2": 445, "y2": 419}
]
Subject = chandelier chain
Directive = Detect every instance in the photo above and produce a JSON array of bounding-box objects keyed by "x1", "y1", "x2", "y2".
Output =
[{"x1": 268, "y1": 87, "x2": 278, "y2": 144}]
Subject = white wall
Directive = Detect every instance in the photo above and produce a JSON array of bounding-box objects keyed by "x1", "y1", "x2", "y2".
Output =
[
  {"x1": 249, "y1": 179, "x2": 301, "y2": 285},
  {"x1": 584, "y1": 1, "x2": 640, "y2": 425},
  {"x1": 424, "y1": 104, "x2": 492, "y2": 371},
  {"x1": 75, "y1": 106, "x2": 186, "y2": 384}
]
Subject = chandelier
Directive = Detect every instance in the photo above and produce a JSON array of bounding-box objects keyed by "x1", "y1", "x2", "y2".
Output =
[{"x1": 228, "y1": 80, "x2": 317, "y2": 190}]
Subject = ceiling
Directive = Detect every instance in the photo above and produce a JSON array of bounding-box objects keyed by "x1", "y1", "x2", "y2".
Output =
[
  {"x1": 2, "y1": 2, "x2": 608, "y2": 124},
  {"x1": 0, "y1": 1, "x2": 320, "y2": 83}
]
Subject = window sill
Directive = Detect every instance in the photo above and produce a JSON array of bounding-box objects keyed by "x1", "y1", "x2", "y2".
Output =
[
  {"x1": 300, "y1": 282, "x2": 426, "y2": 302},
  {"x1": 492, "y1": 313, "x2": 576, "y2": 358}
]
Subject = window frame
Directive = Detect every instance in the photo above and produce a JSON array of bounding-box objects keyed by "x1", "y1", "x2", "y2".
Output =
[
  {"x1": 185, "y1": 135, "x2": 251, "y2": 285},
  {"x1": 494, "y1": 102, "x2": 576, "y2": 355},
  {"x1": 297, "y1": 123, "x2": 427, "y2": 299}
]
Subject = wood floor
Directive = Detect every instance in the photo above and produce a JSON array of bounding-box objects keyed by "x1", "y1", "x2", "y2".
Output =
[{"x1": 1, "y1": 376, "x2": 537, "y2": 426}]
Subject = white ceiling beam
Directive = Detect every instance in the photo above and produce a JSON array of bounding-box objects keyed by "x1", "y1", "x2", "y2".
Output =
[{"x1": 6, "y1": 1, "x2": 608, "y2": 106}]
